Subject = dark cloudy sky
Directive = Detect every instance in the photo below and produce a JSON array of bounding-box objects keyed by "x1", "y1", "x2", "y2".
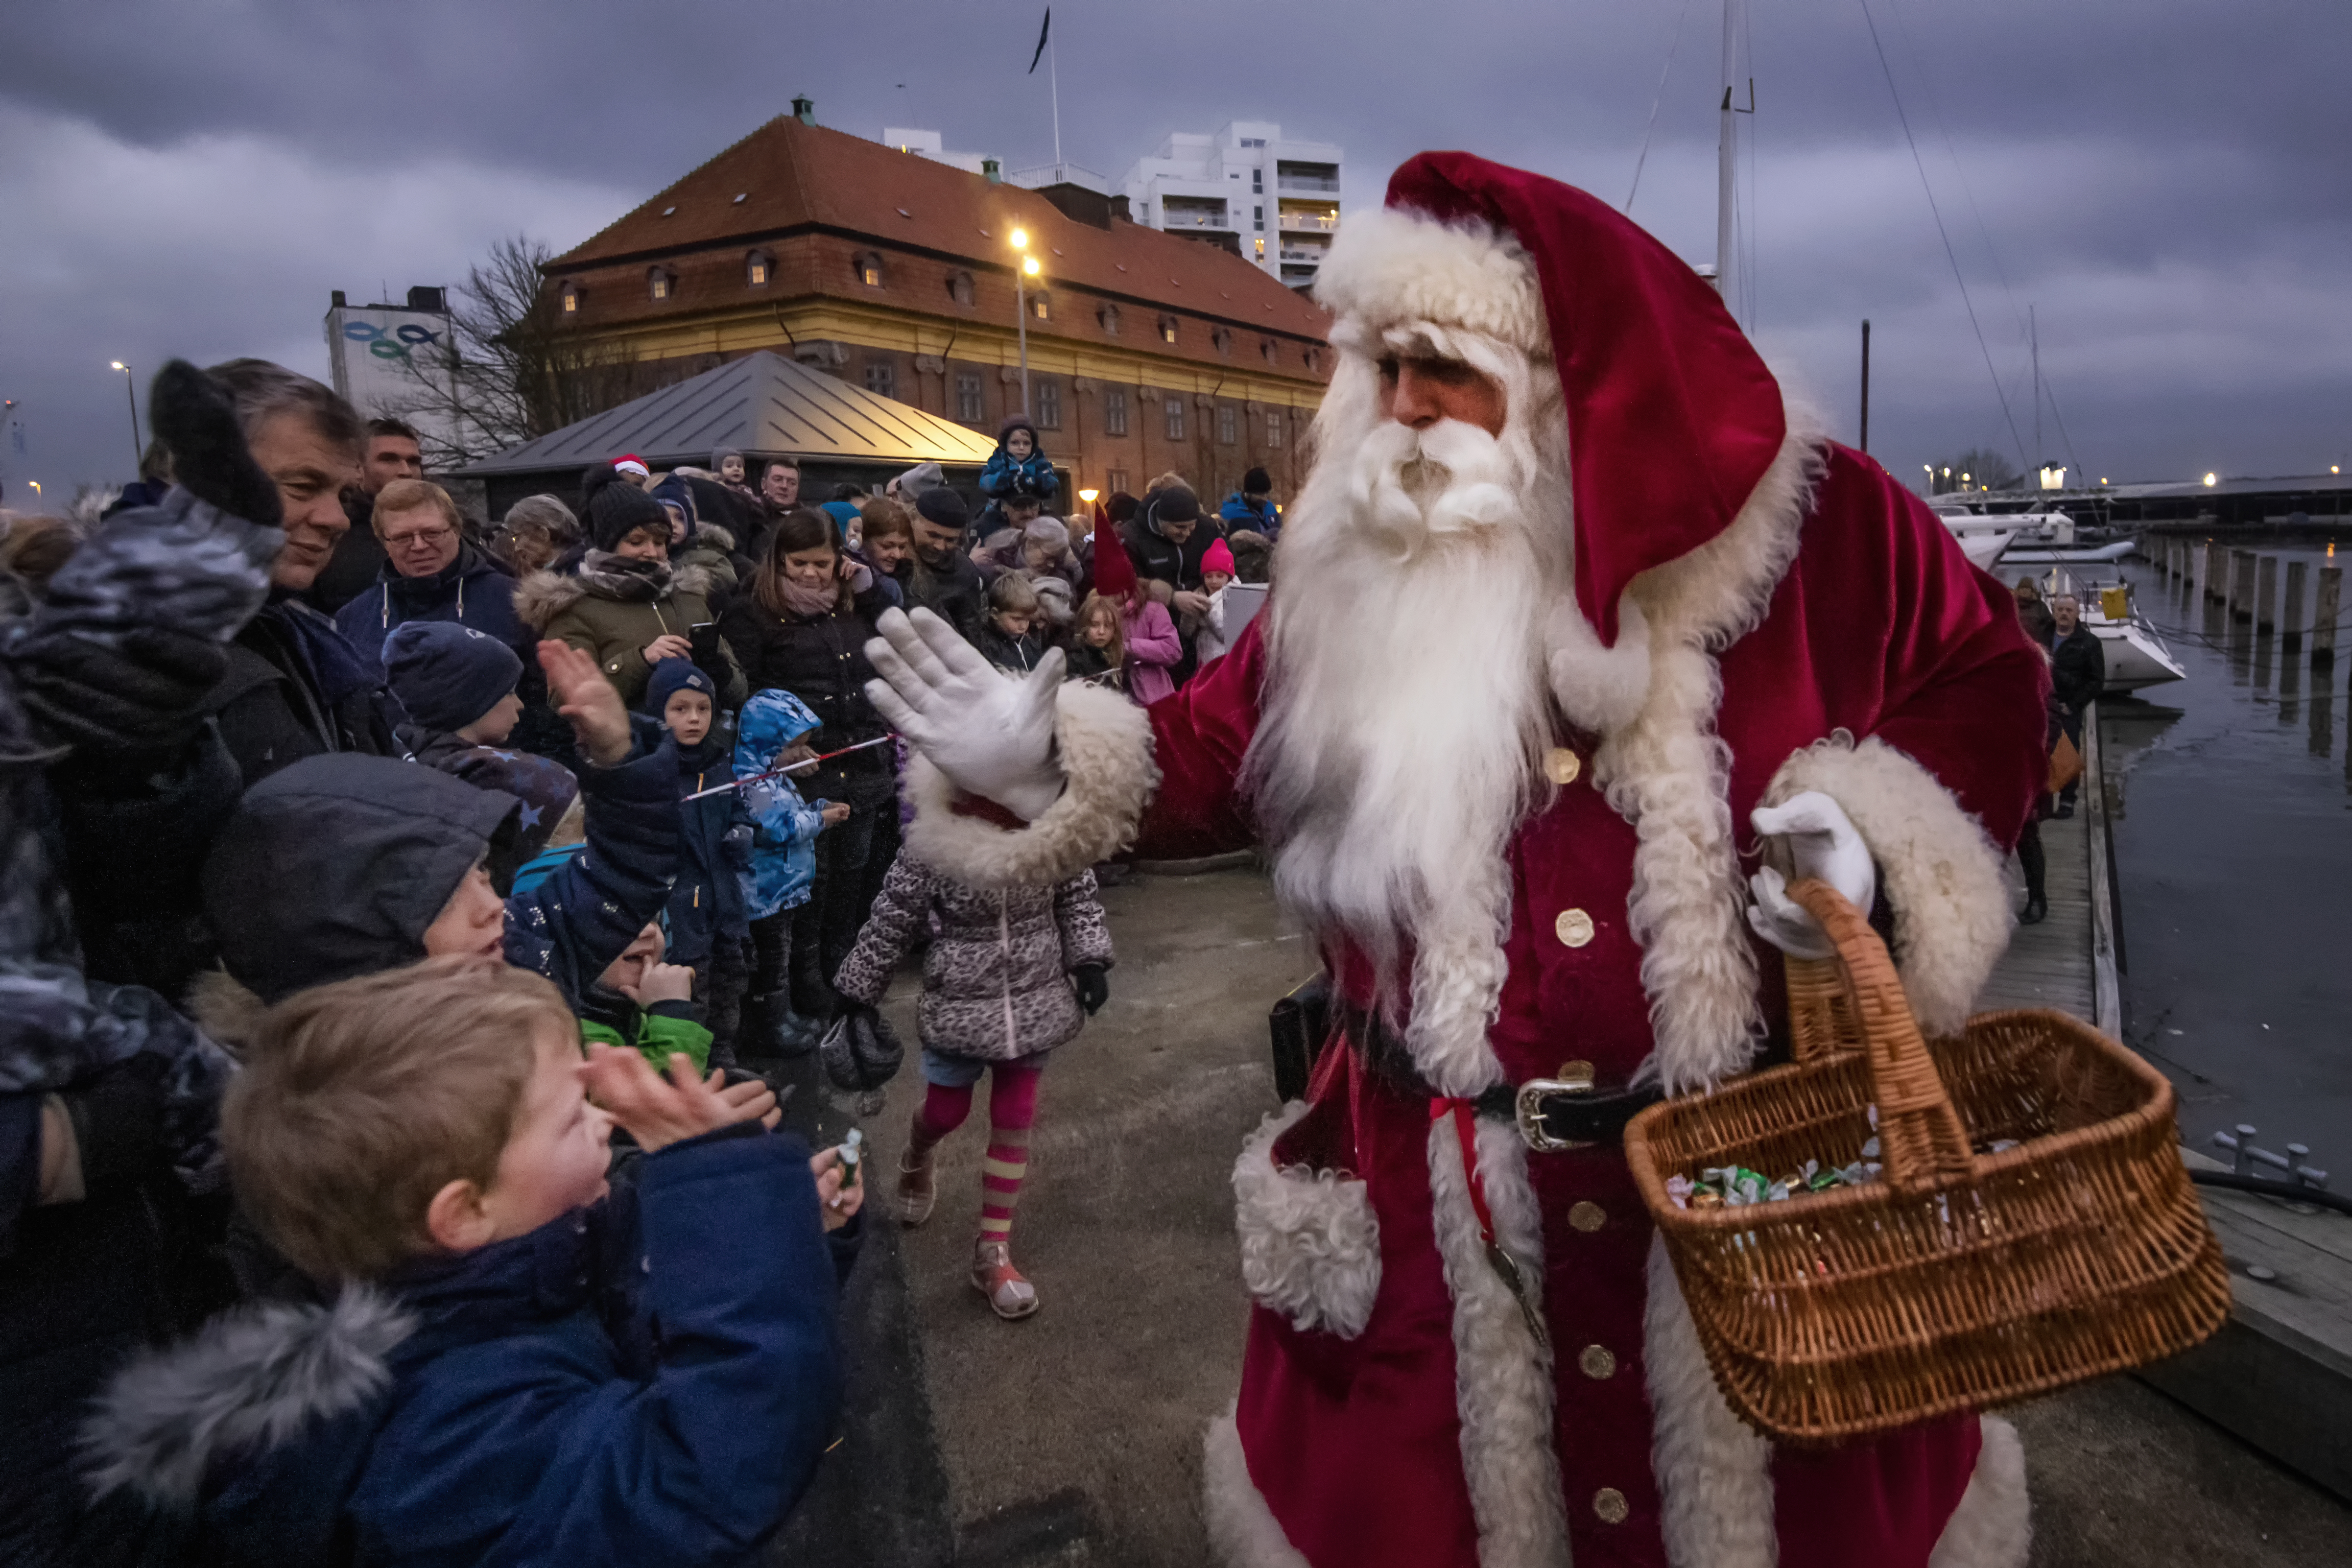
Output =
[{"x1": 4, "y1": 0, "x2": 2346, "y2": 501}]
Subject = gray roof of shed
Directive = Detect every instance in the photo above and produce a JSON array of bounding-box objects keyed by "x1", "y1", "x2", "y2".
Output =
[{"x1": 459, "y1": 350, "x2": 998, "y2": 476}]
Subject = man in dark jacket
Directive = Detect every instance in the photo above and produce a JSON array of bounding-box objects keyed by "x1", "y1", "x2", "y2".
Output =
[
  {"x1": 2048, "y1": 592, "x2": 2105, "y2": 817},
  {"x1": 197, "y1": 360, "x2": 396, "y2": 786},
  {"x1": 1219, "y1": 466, "x2": 1281, "y2": 541},
  {"x1": 307, "y1": 416, "x2": 425, "y2": 612},
  {"x1": 901, "y1": 486, "x2": 987, "y2": 643},
  {"x1": 332, "y1": 477, "x2": 529, "y2": 664},
  {"x1": 1118, "y1": 484, "x2": 1227, "y2": 681}
]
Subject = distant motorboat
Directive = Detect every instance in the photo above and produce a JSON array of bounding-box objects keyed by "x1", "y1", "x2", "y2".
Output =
[
  {"x1": 2006, "y1": 538, "x2": 2137, "y2": 566},
  {"x1": 1934, "y1": 509, "x2": 2020, "y2": 573},
  {"x1": 2034, "y1": 570, "x2": 2188, "y2": 693}
]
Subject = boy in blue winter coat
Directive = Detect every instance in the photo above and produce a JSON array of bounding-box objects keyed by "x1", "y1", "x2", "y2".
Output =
[
  {"x1": 85, "y1": 957, "x2": 862, "y2": 1567},
  {"x1": 977, "y1": 415, "x2": 1056, "y2": 507},
  {"x1": 736, "y1": 689, "x2": 845, "y2": 1058},
  {"x1": 642, "y1": 660, "x2": 755, "y2": 1058}
]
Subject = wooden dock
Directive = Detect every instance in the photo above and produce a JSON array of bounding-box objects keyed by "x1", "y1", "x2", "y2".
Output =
[{"x1": 1984, "y1": 693, "x2": 2352, "y2": 1513}]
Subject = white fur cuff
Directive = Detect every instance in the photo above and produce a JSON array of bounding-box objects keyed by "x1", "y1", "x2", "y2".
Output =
[
  {"x1": 1315, "y1": 206, "x2": 1545, "y2": 355},
  {"x1": 1766, "y1": 733, "x2": 2011, "y2": 1037},
  {"x1": 1929, "y1": 1416, "x2": 2033, "y2": 1568},
  {"x1": 1232, "y1": 1104, "x2": 1381, "y2": 1340},
  {"x1": 902, "y1": 680, "x2": 1159, "y2": 890},
  {"x1": 1203, "y1": 1406, "x2": 1313, "y2": 1568}
]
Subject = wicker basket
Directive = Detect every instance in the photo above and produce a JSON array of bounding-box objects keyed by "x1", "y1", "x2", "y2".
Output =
[{"x1": 1623, "y1": 878, "x2": 2230, "y2": 1445}]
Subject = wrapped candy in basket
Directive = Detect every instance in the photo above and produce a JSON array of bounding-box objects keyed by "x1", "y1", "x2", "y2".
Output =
[{"x1": 1623, "y1": 878, "x2": 2230, "y2": 1444}]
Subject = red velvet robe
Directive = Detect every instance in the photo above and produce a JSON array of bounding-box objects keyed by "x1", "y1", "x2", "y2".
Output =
[{"x1": 1141, "y1": 445, "x2": 2046, "y2": 1568}]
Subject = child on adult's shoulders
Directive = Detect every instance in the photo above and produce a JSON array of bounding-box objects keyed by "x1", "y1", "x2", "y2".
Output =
[
  {"x1": 977, "y1": 416, "x2": 1055, "y2": 506},
  {"x1": 86, "y1": 957, "x2": 860, "y2": 1565}
]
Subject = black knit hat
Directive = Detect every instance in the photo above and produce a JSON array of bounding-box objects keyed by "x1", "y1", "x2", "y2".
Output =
[
  {"x1": 579, "y1": 463, "x2": 671, "y2": 552},
  {"x1": 915, "y1": 486, "x2": 969, "y2": 529},
  {"x1": 1147, "y1": 485, "x2": 1202, "y2": 527},
  {"x1": 1242, "y1": 466, "x2": 1272, "y2": 495},
  {"x1": 383, "y1": 622, "x2": 522, "y2": 733}
]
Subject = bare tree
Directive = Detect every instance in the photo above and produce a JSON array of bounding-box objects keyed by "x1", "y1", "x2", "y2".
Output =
[
  {"x1": 1928, "y1": 446, "x2": 2024, "y2": 495},
  {"x1": 382, "y1": 235, "x2": 660, "y2": 467}
]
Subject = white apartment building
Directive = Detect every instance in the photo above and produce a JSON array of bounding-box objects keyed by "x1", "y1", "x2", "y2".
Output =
[{"x1": 1118, "y1": 121, "x2": 1342, "y2": 291}]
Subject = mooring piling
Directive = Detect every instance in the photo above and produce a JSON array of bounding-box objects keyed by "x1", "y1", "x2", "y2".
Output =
[
  {"x1": 2316, "y1": 565, "x2": 2341, "y2": 666},
  {"x1": 2257, "y1": 556, "x2": 2279, "y2": 631},
  {"x1": 2284, "y1": 560, "x2": 2309, "y2": 646},
  {"x1": 2230, "y1": 550, "x2": 2258, "y2": 622}
]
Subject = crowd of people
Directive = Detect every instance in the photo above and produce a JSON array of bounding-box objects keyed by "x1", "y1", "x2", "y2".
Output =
[{"x1": 0, "y1": 360, "x2": 1274, "y2": 1564}]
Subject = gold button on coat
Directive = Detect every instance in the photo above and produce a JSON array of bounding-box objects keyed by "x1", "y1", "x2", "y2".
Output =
[
  {"x1": 1544, "y1": 747, "x2": 1582, "y2": 786},
  {"x1": 1580, "y1": 1344, "x2": 1618, "y2": 1380},
  {"x1": 1569, "y1": 1200, "x2": 1607, "y2": 1232},
  {"x1": 1555, "y1": 908, "x2": 1595, "y2": 947},
  {"x1": 1594, "y1": 1488, "x2": 1630, "y2": 1525}
]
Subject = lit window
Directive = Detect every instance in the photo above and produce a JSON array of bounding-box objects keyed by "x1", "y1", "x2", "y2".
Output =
[
  {"x1": 1267, "y1": 411, "x2": 1283, "y2": 449},
  {"x1": 648, "y1": 269, "x2": 672, "y2": 301},
  {"x1": 1031, "y1": 292, "x2": 1051, "y2": 321},
  {"x1": 854, "y1": 252, "x2": 885, "y2": 289},
  {"x1": 1105, "y1": 389, "x2": 1129, "y2": 437},
  {"x1": 1164, "y1": 397, "x2": 1185, "y2": 442},
  {"x1": 746, "y1": 251, "x2": 771, "y2": 287},
  {"x1": 1253, "y1": 236, "x2": 1266, "y2": 258},
  {"x1": 1217, "y1": 403, "x2": 1237, "y2": 445},
  {"x1": 956, "y1": 372, "x2": 985, "y2": 423},
  {"x1": 1159, "y1": 316, "x2": 1179, "y2": 345},
  {"x1": 1036, "y1": 380, "x2": 1062, "y2": 431},
  {"x1": 560, "y1": 282, "x2": 580, "y2": 315}
]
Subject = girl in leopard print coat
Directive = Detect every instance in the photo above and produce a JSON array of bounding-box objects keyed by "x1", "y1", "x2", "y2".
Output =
[{"x1": 833, "y1": 848, "x2": 1111, "y2": 1320}]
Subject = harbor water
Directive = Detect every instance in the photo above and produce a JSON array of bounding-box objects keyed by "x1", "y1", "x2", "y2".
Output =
[{"x1": 2100, "y1": 541, "x2": 2352, "y2": 1170}]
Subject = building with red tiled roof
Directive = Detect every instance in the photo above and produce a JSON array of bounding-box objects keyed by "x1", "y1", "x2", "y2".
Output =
[{"x1": 544, "y1": 100, "x2": 1332, "y2": 507}]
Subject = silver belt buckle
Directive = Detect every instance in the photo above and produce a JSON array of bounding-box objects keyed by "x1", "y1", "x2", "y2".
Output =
[{"x1": 1514, "y1": 1059, "x2": 1598, "y2": 1152}]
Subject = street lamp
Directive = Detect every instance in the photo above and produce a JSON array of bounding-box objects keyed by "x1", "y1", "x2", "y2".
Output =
[
  {"x1": 1009, "y1": 228, "x2": 1038, "y2": 416},
  {"x1": 109, "y1": 361, "x2": 142, "y2": 472}
]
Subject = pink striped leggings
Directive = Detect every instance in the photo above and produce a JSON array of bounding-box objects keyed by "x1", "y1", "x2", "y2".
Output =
[{"x1": 910, "y1": 1060, "x2": 1044, "y2": 1240}]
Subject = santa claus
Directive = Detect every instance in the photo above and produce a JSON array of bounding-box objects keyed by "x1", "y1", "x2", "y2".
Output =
[{"x1": 865, "y1": 153, "x2": 2046, "y2": 1568}]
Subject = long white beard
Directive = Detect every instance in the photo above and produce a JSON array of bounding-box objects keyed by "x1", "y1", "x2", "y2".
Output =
[{"x1": 1245, "y1": 400, "x2": 1571, "y2": 1096}]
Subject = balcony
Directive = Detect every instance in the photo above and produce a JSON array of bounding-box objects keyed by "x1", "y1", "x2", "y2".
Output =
[
  {"x1": 1160, "y1": 205, "x2": 1233, "y2": 231},
  {"x1": 1280, "y1": 210, "x2": 1340, "y2": 233},
  {"x1": 1278, "y1": 248, "x2": 1326, "y2": 265}
]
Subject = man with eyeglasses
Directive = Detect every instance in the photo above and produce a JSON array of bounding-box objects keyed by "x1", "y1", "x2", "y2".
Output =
[{"x1": 331, "y1": 476, "x2": 530, "y2": 678}]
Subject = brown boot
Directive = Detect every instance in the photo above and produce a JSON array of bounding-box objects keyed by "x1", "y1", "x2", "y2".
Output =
[
  {"x1": 971, "y1": 1234, "x2": 1039, "y2": 1320},
  {"x1": 895, "y1": 1141, "x2": 937, "y2": 1228}
]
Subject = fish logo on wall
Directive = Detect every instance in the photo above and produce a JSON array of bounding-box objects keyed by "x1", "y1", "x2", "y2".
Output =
[{"x1": 343, "y1": 320, "x2": 443, "y2": 362}]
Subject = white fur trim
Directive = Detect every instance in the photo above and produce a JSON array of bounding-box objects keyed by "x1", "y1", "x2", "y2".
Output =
[
  {"x1": 1581, "y1": 414, "x2": 1828, "y2": 1095},
  {"x1": 1232, "y1": 1102, "x2": 1382, "y2": 1340},
  {"x1": 901, "y1": 680, "x2": 1158, "y2": 890},
  {"x1": 1928, "y1": 1416, "x2": 2033, "y2": 1568},
  {"x1": 1427, "y1": 1112, "x2": 1571, "y2": 1567},
  {"x1": 1644, "y1": 1234, "x2": 1778, "y2": 1568},
  {"x1": 1316, "y1": 206, "x2": 1546, "y2": 357},
  {"x1": 1203, "y1": 1405, "x2": 1313, "y2": 1568},
  {"x1": 1765, "y1": 733, "x2": 2011, "y2": 1038}
]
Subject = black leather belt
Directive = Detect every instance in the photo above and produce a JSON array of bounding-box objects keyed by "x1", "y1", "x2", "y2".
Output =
[{"x1": 1342, "y1": 1005, "x2": 1662, "y2": 1152}]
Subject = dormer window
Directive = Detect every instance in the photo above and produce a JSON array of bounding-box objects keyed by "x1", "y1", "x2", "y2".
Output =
[
  {"x1": 1211, "y1": 327, "x2": 1233, "y2": 357},
  {"x1": 1158, "y1": 315, "x2": 1179, "y2": 345},
  {"x1": 946, "y1": 269, "x2": 976, "y2": 306},
  {"x1": 746, "y1": 249, "x2": 773, "y2": 288},
  {"x1": 1260, "y1": 336, "x2": 1277, "y2": 364},
  {"x1": 853, "y1": 250, "x2": 886, "y2": 289},
  {"x1": 1029, "y1": 291, "x2": 1051, "y2": 321},
  {"x1": 648, "y1": 267, "x2": 675, "y2": 302},
  {"x1": 560, "y1": 282, "x2": 581, "y2": 315},
  {"x1": 1098, "y1": 303, "x2": 1121, "y2": 336}
]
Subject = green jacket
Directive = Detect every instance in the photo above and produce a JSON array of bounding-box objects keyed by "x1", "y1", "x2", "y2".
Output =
[
  {"x1": 516, "y1": 561, "x2": 747, "y2": 711},
  {"x1": 580, "y1": 1005, "x2": 713, "y2": 1076}
]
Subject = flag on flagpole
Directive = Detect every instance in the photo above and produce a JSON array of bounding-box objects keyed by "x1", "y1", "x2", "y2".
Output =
[{"x1": 1028, "y1": 7, "x2": 1052, "y2": 73}]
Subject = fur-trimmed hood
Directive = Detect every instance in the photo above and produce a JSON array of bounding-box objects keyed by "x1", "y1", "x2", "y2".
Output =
[
  {"x1": 512, "y1": 559, "x2": 717, "y2": 632},
  {"x1": 83, "y1": 1288, "x2": 414, "y2": 1511}
]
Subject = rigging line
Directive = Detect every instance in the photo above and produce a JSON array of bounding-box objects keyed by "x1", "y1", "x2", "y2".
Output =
[
  {"x1": 1856, "y1": 0, "x2": 2029, "y2": 477},
  {"x1": 1625, "y1": 0, "x2": 1698, "y2": 215}
]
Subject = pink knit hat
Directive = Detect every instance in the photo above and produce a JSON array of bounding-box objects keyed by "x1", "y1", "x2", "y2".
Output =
[{"x1": 1201, "y1": 538, "x2": 1237, "y2": 578}]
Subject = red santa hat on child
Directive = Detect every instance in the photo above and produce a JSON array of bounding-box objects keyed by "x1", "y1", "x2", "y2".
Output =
[
  {"x1": 1315, "y1": 152, "x2": 1789, "y2": 645},
  {"x1": 1089, "y1": 529, "x2": 1141, "y2": 600}
]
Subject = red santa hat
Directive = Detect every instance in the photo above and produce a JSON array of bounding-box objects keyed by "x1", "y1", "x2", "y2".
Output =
[
  {"x1": 1088, "y1": 529, "x2": 1140, "y2": 600},
  {"x1": 612, "y1": 454, "x2": 651, "y2": 479},
  {"x1": 1316, "y1": 153, "x2": 1787, "y2": 645}
]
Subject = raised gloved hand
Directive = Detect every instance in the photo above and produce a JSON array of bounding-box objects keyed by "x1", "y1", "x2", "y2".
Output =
[
  {"x1": 1073, "y1": 964, "x2": 1109, "y2": 1016},
  {"x1": 1746, "y1": 791, "x2": 1876, "y2": 961},
  {"x1": 864, "y1": 607, "x2": 1064, "y2": 821},
  {"x1": 146, "y1": 359, "x2": 282, "y2": 528}
]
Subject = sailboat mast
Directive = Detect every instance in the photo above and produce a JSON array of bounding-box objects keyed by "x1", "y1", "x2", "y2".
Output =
[
  {"x1": 1716, "y1": 0, "x2": 1739, "y2": 302},
  {"x1": 2031, "y1": 303, "x2": 2042, "y2": 479}
]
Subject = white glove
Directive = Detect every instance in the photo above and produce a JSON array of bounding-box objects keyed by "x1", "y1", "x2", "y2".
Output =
[
  {"x1": 1746, "y1": 791, "x2": 1876, "y2": 961},
  {"x1": 864, "y1": 607, "x2": 1065, "y2": 821}
]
